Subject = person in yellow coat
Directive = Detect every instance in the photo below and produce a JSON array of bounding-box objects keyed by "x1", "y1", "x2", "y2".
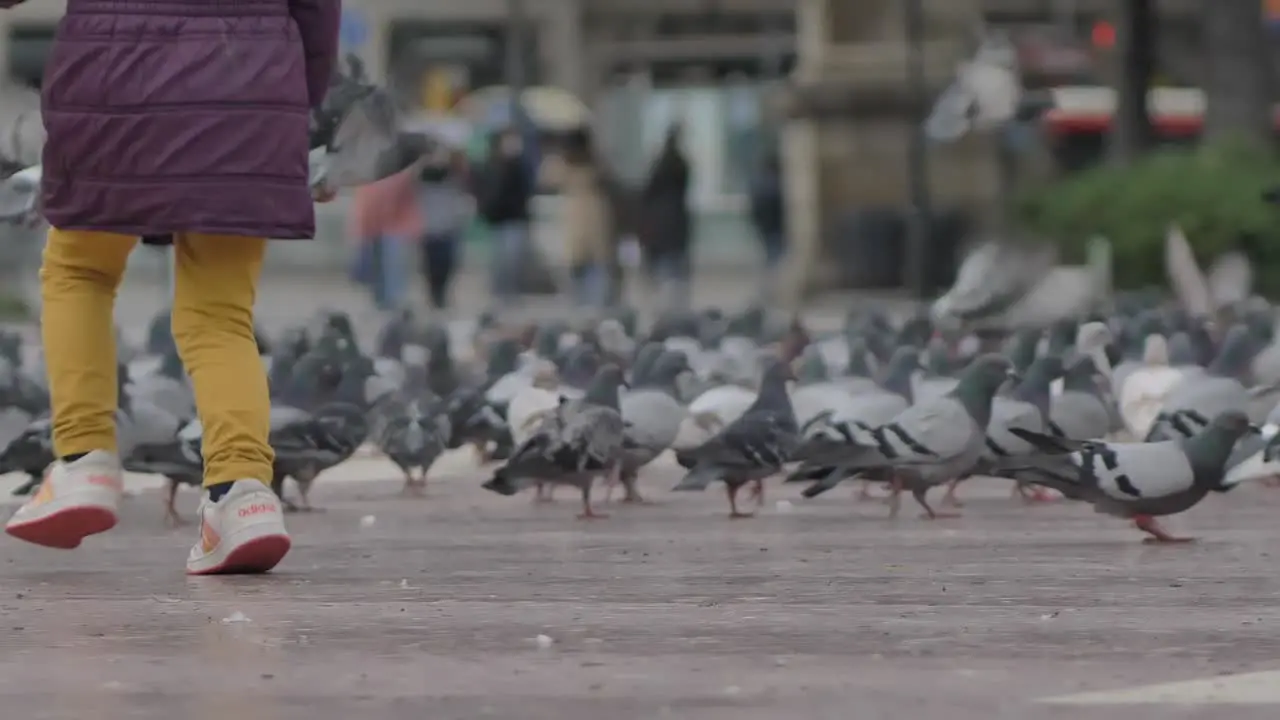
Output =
[{"x1": 543, "y1": 129, "x2": 614, "y2": 307}]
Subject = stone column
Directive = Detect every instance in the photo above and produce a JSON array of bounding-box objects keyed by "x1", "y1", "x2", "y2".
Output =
[
  {"x1": 540, "y1": 0, "x2": 586, "y2": 97},
  {"x1": 779, "y1": 0, "x2": 829, "y2": 309}
]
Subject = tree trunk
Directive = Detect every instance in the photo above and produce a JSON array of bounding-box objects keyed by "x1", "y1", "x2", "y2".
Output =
[
  {"x1": 1110, "y1": 0, "x2": 1156, "y2": 163},
  {"x1": 1202, "y1": 0, "x2": 1275, "y2": 145}
]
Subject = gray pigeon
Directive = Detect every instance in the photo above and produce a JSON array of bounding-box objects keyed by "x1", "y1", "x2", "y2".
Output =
[
  {"x1": 838, "y1": 337, "x2": 882, "y2": 396},
  {"x1": 912, "y1": 337, "x2": 961, "y2": 402},
  {"x1": 946, "y1": 353, "x2": 1063, "y2": 507},
  {"x1": 1146, "y1": 325, "x2": 1257, "y2": 441},
  {"x1": 266, "y1": 402, "x2": 371, "y2": 512},
  {"x1": 596, "y1": 318, "x2": 635, "y2": 363},
  {"x1": 796, "y1": 345, "x2": 920, "y2": 502},
  {"x1": 1049, "y1": 354, "x2": 1113, "y2": 441},
  {"x1": 117, "y1": 377, "x2": 197, "y2": 524},
  {"x1": 128, "y1": 349, "x2": 196, "y2": 422},
  {"x1": 482, "y1": 365, "x2": 628, "y2": 519},
  {"x1": 1006, "y1": 411, "x2": 1259, "y2": 543},
  {"x1": 377, "y1": 397, "x2": 451, "y2": 496},
  {"x1": 148, "y1": 402, "x2": 371, "y2": 515},
  {"x1": 984, "y1": 354, "x2": 1063, "y2": 464},
  {"x1": 672, "y1": 360, "x2": 798, "y2": 519},
  {"x1": 0, "y1": 355, "x2": 49, "y2": 483},
  {"x1": 795, "y1": 347, "x2": 918, "y2": 455},
  {"x1": 628, "y1": 342, "x2": 666, "y2": 386},
  {"x1": 1002, "y1": 329, "x2": 1042, "y2": 375},
  {"x1": 615, "y1": 351, "x2": 694, "y2": 503},
  {"x1": 0, "y1": 417, "x2": 53, "y2": 498},
  {"x1": 1166, "y1": 332, "x2": 1201, "y2": 369},
  {"x1": 790, "y1": 354, "x2": 1014, "y2": 519}
]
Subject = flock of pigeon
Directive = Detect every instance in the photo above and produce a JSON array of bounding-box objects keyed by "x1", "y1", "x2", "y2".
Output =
[{"x1": 2, "y1": 290, "x2": 1280, "y2": 544}]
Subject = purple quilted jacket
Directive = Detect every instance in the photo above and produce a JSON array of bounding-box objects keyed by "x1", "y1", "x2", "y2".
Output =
[{"x1": 0, "y1": 0, "x2": 339, "y2": 239}]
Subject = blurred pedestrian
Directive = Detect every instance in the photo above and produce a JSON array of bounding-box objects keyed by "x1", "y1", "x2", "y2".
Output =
[
  {"x1": 476, "y1": 127, "x2": 535, "y2": 306},
  {"x1": 639, "y1": 123, "x2": 693, "y2": 309},
  {"x1": 546, "y1": 128, "x2": 613, "y2": 308},
  {"x1": 749, "y1": 150, "x2": 786, "y2": 300},
  {"x1": 350, "y1": 159, "x2": 423, "y2": 312},
  {"x1": 0, "y1": 0, "x2": 340, "y2": 575},
  {"x1": 416, "y1": 144, "x2": 470, "y2": 310}
]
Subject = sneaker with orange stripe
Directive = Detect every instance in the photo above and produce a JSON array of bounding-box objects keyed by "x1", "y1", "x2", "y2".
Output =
[
  {"x1": 186, "y1": 479, "x2": 291, "y2": 575},
  {"x1": 5, "y1": 450, "x2": 123, "y2": 549}
]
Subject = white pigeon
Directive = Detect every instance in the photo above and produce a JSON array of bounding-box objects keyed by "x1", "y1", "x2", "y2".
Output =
[
  {"x1": 1165, "y1": 224, "x2": 1213, "y2": 319},
  {"x1": 1052, "y1": 321, "x2": 1114, "y2": 399},
  {"x1": 670, "y1": 383, "x2": 757, "y2": 452},
  {"x1": 505, "y1": 360, "x2": 565, "y2": 447},
  {"x1": 485, "y1": 354, "x2": 541, "y2": 409},
  {"x1": 1118, "y1": 335, "x2": 1185, "y2": 440},
  {"x1": 613, "y1": 353, "x2": 695, "y2": 501},
  {"x1": 788, "y1": 350, "x2": 861, "y2": 430}
]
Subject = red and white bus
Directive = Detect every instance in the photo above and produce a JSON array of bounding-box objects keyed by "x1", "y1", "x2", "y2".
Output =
[{"x1": 1033, "y1": 86, "x2": 1277, "y2": 172}]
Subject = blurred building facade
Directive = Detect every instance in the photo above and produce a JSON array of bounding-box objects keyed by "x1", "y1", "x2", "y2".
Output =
[{"x1": 0, "y1": 0, "x2": 1231, "y2": 284}]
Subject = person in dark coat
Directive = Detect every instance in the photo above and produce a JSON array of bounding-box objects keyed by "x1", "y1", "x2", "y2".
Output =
[
  {"x1": 748, "y1": 150, "x2": 786, "y2": 298},
  {"x1": 639, "y1": 123, "x2": 693, "y2": 309},
  {"x1": 416, "y1": 146, "x2": 471, "y2": 310},
  {"x1": 476, "y1": 127, "x2": 536, "y2": 306},
  {"x1": 1, "y1": 0, "x2": 338, "y2": 576}
]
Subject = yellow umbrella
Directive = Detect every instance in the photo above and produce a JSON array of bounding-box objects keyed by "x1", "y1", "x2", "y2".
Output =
[{"x1": 462, "y1": 85, "x2": 590, "y2": 131}]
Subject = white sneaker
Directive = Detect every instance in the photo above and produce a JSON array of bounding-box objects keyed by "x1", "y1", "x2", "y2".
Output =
[
  {"x1": 5, "y1": 448, "x2": 122, "y2": 548},
  {"x1": 186, "y1": 479, "x2": 291, "y2": 575},
  {"x1": 5, "y1": 450, "x2": 123, "y2": 549}
]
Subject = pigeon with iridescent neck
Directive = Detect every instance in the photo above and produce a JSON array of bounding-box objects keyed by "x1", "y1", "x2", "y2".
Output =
[
  {"x1": 1004, "y1": 411, "x2": 1259, "y2": 543},
  {"x1": 673, "y1": 360, "x2": 798, "y2": 518},
  {"x1": 1146, "y1": 325, "x2": 1259, "y2": 442},
  {"x1": 484, "y1": 365, "x2": 628, "y2": 519},
  {"x1": 789, "y1": 354, "x2": 1014, "y2": 520}
]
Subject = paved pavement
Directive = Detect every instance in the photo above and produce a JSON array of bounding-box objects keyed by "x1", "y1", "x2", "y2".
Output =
[
  {"x1": 7, "y1": 268, "x2": 1280, "y2": 718},
  {"x1": 3, "y1": 453, "x2": 1280, "y2": 719}
]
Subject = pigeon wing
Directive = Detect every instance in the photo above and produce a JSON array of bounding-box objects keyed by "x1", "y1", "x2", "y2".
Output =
[
  {"x1": 1081, "y1": 441, "x2": 1196, "y2": 501},
  {"x1": 560, "y1": 406, "x2": 624, "y2": 467},
  {"x1": 693, "y1": 410, "x2": 797, "y2": 471},
  {"x1": 984, "y1": 398, "x2": 1044, "y2": 458},
  {"x1": 865, "y1": 397, "x2": 975, "y2": 466}
]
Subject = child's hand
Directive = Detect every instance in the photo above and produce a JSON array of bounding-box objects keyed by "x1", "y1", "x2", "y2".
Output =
[{"x1": 312, "y1": 184, "x2": 337, "y2": 203}]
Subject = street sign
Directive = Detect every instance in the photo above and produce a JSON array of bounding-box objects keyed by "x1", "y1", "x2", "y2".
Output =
[{"x1": 340, "y1": 8, "x2": 368, "y2": 49}]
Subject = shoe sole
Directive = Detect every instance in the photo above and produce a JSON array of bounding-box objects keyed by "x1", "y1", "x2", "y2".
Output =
[
  {"x1": 187, "y1": 533, "x2": 292, "y2": 576},
  {"x1": 5, "y1": 505, "x2": 118, "y2": 549}
]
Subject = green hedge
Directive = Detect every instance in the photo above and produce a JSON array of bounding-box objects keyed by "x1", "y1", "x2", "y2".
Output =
[{"x1": 1015, "y1": 139, "x2": 1280, "y2": 293}]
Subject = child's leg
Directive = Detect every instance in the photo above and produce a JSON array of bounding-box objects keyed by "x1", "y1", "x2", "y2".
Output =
[
  {"x1": 5, "y1": 228, "x2": 136, "y2": 549},
  {"x1": 174, "y1": 234, "x2": 289, "y2": 576},
  {"x1": 40, "y1": 227, "x2": 138, "y2": 456},
  {"x1": 171, "y1": 233, "x2": 273, "y2": 489}
]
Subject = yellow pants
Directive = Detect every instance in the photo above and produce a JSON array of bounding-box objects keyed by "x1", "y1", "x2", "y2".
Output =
[{"x1": 40, "y1": 228, "x2": 274, "y2": 487}]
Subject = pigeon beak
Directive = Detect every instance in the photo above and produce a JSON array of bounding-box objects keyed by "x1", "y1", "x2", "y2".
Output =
[
  {"x1": 1005, "y1": 369, "x2": 1022, "y2": 383},
  {"x1": 1249, "y1": 423, "x2": 1265, "y2": 435}
]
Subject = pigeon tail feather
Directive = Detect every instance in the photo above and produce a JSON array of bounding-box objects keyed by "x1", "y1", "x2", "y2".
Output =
[{"x1": 673, "y1": 463, "x2": 721, "y2": 492}]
